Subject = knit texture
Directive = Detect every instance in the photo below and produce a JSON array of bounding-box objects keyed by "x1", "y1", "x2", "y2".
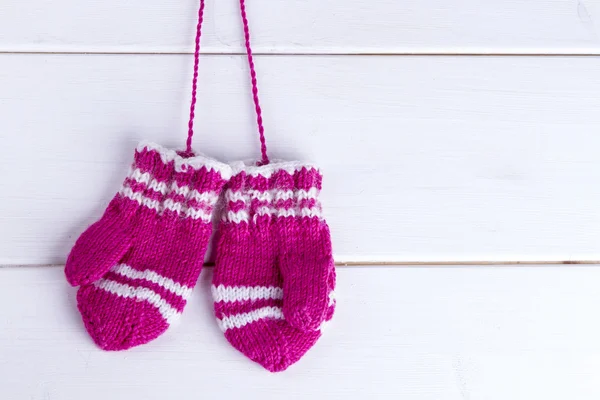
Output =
[
  {"x1": 66, "y1": 142, "x2": 231, "y2": 350},
  {"x1": 212, "y1": 161, "x2": 336, "y2": 372}
]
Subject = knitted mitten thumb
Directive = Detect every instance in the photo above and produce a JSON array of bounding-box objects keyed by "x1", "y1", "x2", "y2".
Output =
[
  {"x1": 65, "y1": 199, "x2": 133, "y2": 286},
  {"x1": 279, "y1": 223, "x2": 334, "y2": 332},
  {"x1": 274, "y1": 164, "x2": 334, "y2": 331}
]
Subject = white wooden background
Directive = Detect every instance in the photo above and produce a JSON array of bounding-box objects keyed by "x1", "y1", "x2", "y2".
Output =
[{"x1": 2, "y1": 1, "x2": 600, "y2": 398}]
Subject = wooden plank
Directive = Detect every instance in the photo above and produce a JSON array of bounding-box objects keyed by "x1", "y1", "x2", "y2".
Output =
[
  {"x1": 0, "y1": 0, "x2": 599, "y2": 54},
  {"x1": 1, "y1": 265, "x2": 600, "y2": 399},
  {"x1": 2, "y1": 54, "x2": 600, "y2": 264}
]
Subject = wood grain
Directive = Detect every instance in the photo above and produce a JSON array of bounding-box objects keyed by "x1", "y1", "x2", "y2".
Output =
[
  {"x1": 2, "y1": 0, "x2": 599, "y2": 396},
  {"x1": 0, "y1": 0, "x2": 599, "y2": 54},
  {"x1": 2, "y1": 54, "x2": 600, "y2": 265},
  {"x1": 2, "y1": 265, "x2": 600, "y2": 399}
]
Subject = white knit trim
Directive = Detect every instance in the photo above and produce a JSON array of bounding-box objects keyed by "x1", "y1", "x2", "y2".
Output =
[
  {"x1": 189, "y1": 188, "x2": 220, "y2": 204},
  {"x1": 129, "y1": 169, "x2": 221, "y2": 206},
  {"x1": 222, "y1": 206, "x2": 322, "y2": 223},
  {"x1": 253, "y1": 188, "x2": 320, "y2": 202},
  {"x1": 171, "y1": 182, "x2": 219, "y2": 203},
  {"x1": 272, "y1": 190, "x2": 293, "y2": 201},
  {"x1": 120, "y1": 186, "x2": 213, "y2": 222},
  {"x1": 185, "y1": 207, "x2": 212, "y2": 221},
  {"x1": 163, "y1": 198, "x2": 184, "y2": 214},
  {"x1": 120, "y1": 186, "x2": 161, "y2": 213},
  {"x1": 276, "y1": 209, "x2": 297, "y2": 218},
  {"x1": 130, "y1": 168, "x2": 169, "y2": 195},
  {"x1": 230, "y1": 160, "x2": 320, "y2": 179},
  {"x1": 224, "y1": 190, "x2": 246, "y2": 203},
  {"x1": 214, "y1": 291, "x2": 336, "y2": 332},
  {"x1": 214, "y1": 289, "x2": 335, "y2": 306},
  {"x1": 111, "y1": 264, "x2": 192, "y2": 300},
  {"x1": 93, "y1": 278, "x2": 181, "y2": 325},
  {"x1": 172, "y1": 182, "x2": 190, "y2": 197},
  {"x1": 300, "y1": 207, "x2": 322, "y2": 218},
  {"x1": 223, "y1": 188, "x2": 320, "y2": 203},
  {"x1": 216, "y1": 306, "x2": 284, "y2": 332},
  {"x1": 222, "y1": 186, "x2": 322, "y2": 223},
  {"x1": 297, "y1": 188, "x2": 320, "y2": 201},
  {"x1": 211, "y1": 285, "x2": 283, "y2": 303},
  {"x1": 223, "y1": 210, "x2": 250, "y2": 223},
  {"x1": 256, "y1": 206, "x2": 272, "y2": 217},
  {"x1": 137, "y1": 141, "x2": 232, "y2": 179}
]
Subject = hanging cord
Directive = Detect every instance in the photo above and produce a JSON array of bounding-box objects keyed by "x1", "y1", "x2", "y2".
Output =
[
  {"x1": 185, "y1": 0, "x2": 270, "y2": 164},
  {"x1": 239, "y1": 0, "x2": 269, "y2": 165},
  {"x1": 185, "y1": 0, "x2": 206, "y2": 155}
]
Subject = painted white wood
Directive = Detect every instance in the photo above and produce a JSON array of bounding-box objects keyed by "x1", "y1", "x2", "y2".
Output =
[
  {"x1": 1, "y1": 265, "x2": 600, "y2": 399},
  {"x1": 1, "y1": 0, "x2": 600, "y2": 54},
  {"x1": 2, "y1": 54, "x2": 600, "y2": 264}
]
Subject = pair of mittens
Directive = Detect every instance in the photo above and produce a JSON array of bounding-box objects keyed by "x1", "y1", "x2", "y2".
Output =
[
  {"x1": 65, "y1": 142, "x2": 336, "y2": 372},
  {"x1": 212, "y1": 162, "x2": 336, "y2": 372}
]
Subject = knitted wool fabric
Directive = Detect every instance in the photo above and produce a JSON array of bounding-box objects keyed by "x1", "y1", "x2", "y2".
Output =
[
  {"x1": 65, "y1": 142, "x2": 231, "y2": 350},
  {"x1": 212, "y1": 161, "x2": 336, "y2": 372}
]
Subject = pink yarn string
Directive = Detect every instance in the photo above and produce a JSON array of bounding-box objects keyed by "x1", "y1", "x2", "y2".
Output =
[
  {"x1": 239, "y1": 0, "x2": 269, "y2": 165},
  {"x1": 186, "y1": 0, "x2": 205, "y2": 154},
  {"x1": 186, "y1": 0, "x2": 269, "y2": 165}
]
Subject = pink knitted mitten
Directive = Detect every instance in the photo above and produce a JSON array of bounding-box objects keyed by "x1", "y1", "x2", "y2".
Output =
[
  {"x1": 66, "y1": 142, "x2": 231, "y2": 350},
  {"x1": 212, "y1": 162, "x2": 336, "y2": 371}
]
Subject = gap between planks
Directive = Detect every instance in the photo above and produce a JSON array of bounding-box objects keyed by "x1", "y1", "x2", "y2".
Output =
[
  {"x1": 2, "y1": 50, "x2": 600, "y2": 57},
  {"x1": 2, "y1": 261, "x2": 600, "y2": 269}
]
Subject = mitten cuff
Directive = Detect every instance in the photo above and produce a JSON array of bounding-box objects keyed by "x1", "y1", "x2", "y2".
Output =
[
  {"x1": 138, "y1": 141, "x2": 232, "y2": 180},
  {"x1": 118, "y1": 142, "x2": 232, "y2": 222},
  {"x1": 223, "y1": 160, "x2": 323, "y2": 224}
]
